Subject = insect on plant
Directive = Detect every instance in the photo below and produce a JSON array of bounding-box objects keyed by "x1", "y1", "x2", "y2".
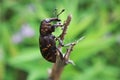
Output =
[{"x1": 39, "y1": 9, "x2": 65, "y2": 63}]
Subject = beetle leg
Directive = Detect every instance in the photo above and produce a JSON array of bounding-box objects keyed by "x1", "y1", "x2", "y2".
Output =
[
  {"x1": 44, "y1": 18, "x2": 61, "y2": 23},
  {"x1": 56, "y1": 47, "x2": 63, "y2": 59},
  {"x1": 53, "y1": 24, "x2": 63, "y2": 28},
  {"x1": 55, "y1": 37, "x2": 74, "y2": 47},
  {"x1": 55, "y1": 37, "x2": 64, "y2": 46}
]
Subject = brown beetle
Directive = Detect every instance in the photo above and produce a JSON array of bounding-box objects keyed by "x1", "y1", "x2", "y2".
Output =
[{"x1": 39, "y1": 9, "x2": 64, "y2": 63}]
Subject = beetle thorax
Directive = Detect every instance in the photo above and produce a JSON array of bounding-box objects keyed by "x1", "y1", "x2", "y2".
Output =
[{"x1": 40, "y1": 21, "x2": 55, "y2": 36}]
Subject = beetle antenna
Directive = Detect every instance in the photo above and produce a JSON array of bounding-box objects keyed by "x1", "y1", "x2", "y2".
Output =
[{"x1": 57, "y1": 9, "x2": 65, "y2": 18}]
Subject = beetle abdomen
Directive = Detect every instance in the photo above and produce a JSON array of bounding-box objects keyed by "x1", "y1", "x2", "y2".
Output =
[{"x1": 39, "y1": 35, "x2": 57, "y2": 63}]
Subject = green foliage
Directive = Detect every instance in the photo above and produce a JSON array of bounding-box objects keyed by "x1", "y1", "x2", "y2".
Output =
[{"x1": 0, "y1": 0, "x2": 120, "y2": 80}]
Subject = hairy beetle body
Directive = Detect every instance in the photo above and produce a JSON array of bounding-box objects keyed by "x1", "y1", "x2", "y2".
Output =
[
  {"x1": 40, "y1": 35, "x2": 57, "y2": 62},
  {"x1": 39, "y1": 9, "x2": 65, "y2": 63},
  {"x1": 39, "y1": 18, "x2": 62, "y2": 63}
]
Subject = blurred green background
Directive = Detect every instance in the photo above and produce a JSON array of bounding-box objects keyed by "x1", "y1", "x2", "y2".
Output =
[{"x1": 0, "y1": 0, "x2": 120, "y2": 80}]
